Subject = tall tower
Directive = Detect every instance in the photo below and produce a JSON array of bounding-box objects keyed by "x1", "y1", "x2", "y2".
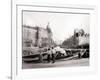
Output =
[
  {"x1": 46, "y1": 22, "x2": 53, "y2": 47},
  {"x1": 35, "y1": 26, "x2": 39, "y2": 47}
]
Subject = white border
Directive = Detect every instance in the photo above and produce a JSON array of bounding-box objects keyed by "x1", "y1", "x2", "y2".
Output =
[{"x1": 12, "y1": 2, "x2": 97, "y2": 80}]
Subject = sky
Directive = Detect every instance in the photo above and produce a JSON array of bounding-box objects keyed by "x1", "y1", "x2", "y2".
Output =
[{"x1": 23, "y1": 11, "x2": 90, "y2": 44}]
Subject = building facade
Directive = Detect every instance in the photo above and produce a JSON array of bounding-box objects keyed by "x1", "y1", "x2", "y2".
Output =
[
  {"x1": 62, "y1": 29, "x2": 89, "y2": 49},
  {"x1": 22, "y1": 23, "x2": 54, "y2": 49}
]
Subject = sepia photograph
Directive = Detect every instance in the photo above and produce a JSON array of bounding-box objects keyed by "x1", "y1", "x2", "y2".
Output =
[{"x1": 22, "y1": 10, "x2": 90, "y2": 69}]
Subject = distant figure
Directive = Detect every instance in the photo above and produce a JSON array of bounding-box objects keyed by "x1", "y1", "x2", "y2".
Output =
[
  {"x1": 78, "y1": 52, "x2": 81, "y2": 59},
  {"x1": 47, "y1": 48, "x2": 52, "y2": 63},
  {"x1": 39, "y1": 47, "x2": 43, "y2": 63},
  {"x1": 51, "y1": 47, "x2": 56, "y2": 63}
]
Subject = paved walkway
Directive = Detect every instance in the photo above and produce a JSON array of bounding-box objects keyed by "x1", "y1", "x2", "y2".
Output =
[{"x1": 22, "y1": 58, "x2": 89, "y2": 69}]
